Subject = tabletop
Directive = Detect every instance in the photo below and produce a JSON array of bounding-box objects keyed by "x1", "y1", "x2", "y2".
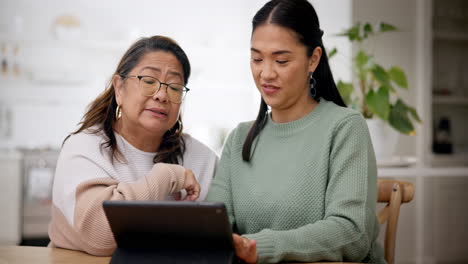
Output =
[
  {"x1": 0, "y1": 246, "x2": 362, "y2": 264},
  {"x1": 0, "y1": 246, "x2": 110, "y2": 264}
]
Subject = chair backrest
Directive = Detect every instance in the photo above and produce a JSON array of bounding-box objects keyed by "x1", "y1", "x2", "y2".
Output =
[{"x1": 377, "y1": 179, "x2": 415, "y2": 264}]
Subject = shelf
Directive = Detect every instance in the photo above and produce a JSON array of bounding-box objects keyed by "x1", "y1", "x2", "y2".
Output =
[
  {"x1": 0, "y1": 36, "x2": 129, "y2": 52},
  {"x1": 434, "y1": 32, "x2": 468, "y2": 42},
  {"x1": 430, "y1": 153, "x2": 468, "y2": 167},
  {"x1": 433, "y1": 96, "x2": 468, "y2": 105},
  {"x1": 378, "y1": 167, "x2": 468, "y2": 177}
]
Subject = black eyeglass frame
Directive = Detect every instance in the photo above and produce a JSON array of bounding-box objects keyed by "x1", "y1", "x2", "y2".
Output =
[{"x1": 119, "y1": 74, "x2": 190, "y2": 103}]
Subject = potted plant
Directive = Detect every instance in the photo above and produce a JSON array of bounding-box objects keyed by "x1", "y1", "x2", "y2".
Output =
[{"x1": 330, "y1": 22, "x2": 421, "y2": 161}]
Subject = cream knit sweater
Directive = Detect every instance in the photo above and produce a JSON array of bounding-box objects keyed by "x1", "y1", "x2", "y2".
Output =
[{"x1": 48, "y1": 127, "x2": 218, "y2": 256}]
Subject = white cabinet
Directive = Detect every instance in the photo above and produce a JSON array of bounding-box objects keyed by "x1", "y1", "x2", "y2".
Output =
[
  {"x1": 378, "y1": 168, "x2": 468, "y2": 264},
  {"x1": 430, "y1": 0, "x2": 468, "y2": 166},
  {"x1": 351, "y1": 0, "x2": 468, "y2": 167},
  {"x1": 0, "y1": 150, "x2": 22, "y2": 245},
  {"x1": 353, "y1": 1, "x2": 468, "y2": 263}
]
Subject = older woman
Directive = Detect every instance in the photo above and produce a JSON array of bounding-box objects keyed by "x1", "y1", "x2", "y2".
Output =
[{"x1": 48, "y1": 36, "x2": 218, "y2": 256}]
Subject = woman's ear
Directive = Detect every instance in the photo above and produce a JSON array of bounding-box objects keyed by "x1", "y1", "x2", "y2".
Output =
[
  {"x1": 113, "y1": 74, "x2": 124, "y2": 106},
  {"x1": 308, "y1": 47, "x2": 322, "y2": 73}
]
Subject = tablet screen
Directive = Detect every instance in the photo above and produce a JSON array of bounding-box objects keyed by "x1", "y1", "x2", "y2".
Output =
[{"x1": 103, "y1": 200, "x2": 234, "y2": 250}]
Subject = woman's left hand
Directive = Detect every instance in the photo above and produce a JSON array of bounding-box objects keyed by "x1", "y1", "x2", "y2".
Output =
[
  {"x1": 232, "y1": 234, "x2": 257, "y2": 264},
  {"x1": 182, "y1": 169, "x2": 200, "y2": 201}
]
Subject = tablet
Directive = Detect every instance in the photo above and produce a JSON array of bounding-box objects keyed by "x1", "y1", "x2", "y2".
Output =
[{"x1": 103, "y1": 200, "x2": 235, "y2": 264}]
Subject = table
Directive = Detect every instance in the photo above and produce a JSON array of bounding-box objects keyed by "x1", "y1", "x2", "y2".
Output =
[
  {"x1": 0, "y1": 246, "x2": 109, "y2": 264},
  {"x1": 0, "y1": 246, "x2": 361, "y2": 263}
]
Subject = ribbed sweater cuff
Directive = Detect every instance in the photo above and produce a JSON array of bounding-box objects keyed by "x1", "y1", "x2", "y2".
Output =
[
  {"x1": 140, "y1": 164, "x2": 186, "y2": 200},
  {"x1": 164, "y1": 164, "x2": 186, "y2": 193},
  {"x1": 244, "y1": 232, "x2": 276, "y2": 263}
]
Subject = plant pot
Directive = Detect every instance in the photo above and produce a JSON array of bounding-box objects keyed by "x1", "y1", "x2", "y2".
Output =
[{"x1": 366, "y1": 119, "x2": 399, "y2": 163}]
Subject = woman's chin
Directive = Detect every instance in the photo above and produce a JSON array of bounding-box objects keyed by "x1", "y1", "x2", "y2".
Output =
[
  {"x1": 137, "y1": 122, "x2": 168, "y2": 135},
  {"x1": 262, "y1": 97, "x2": 281, "y2": 110}
]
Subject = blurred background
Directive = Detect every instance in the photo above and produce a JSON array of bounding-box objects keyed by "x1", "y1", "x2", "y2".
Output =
[{"x1": 0, "y1": 0, "x2": 467, "y2": 263}]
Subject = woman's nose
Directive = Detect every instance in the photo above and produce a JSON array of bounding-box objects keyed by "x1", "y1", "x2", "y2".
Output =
[
  {"x1": 260, "y1": 63, "x2": 277, "y2": 80},
  {"x1": 153, "y1": 84, "x2": 169, "y2": 102}
]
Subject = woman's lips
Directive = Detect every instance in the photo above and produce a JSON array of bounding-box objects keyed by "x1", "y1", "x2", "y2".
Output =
[
  {"x1": 146, "y1": 108, "x2": 168, "y2": 119},
  {"x1": 262, "y1": 84, "x2": 280, "y2": 95}
]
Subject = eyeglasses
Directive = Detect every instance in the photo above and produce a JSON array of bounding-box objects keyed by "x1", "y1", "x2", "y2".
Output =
[{"x1": 120, "y1": 74, "x2": 190, "y2": 104}]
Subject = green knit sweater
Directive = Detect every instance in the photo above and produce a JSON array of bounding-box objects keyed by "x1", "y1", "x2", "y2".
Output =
[{"x1": 206, "y1": 99, "x2": 386, "y2": 263}]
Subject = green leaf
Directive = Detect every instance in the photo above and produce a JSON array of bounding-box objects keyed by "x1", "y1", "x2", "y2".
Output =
[
  {"x1": 337, "y1": 80, "x2": 354, "y2": 106},
  {"x1": 407, "y1": 105, "x2": 422, "y2": 123},
  {"x1": 398, "y1": 99, "x2": 422, "y2": 123},
  {"x1": 365, "y1": 86, "x2": 390, "y2": 120},
  {"x1": 371, "y1": 65, "x2": 391, "y2": 87},
  {"x1": 355, "y1": 50, "x2": 370, "y2": 70},
  {"x1": 337, "y1": 22, "x2": 397, "y2": 42},
  {"x1": 363, "y1": 23, "x2": 373, "y2": 38},
  {"x1": 355, "y1": 50, "x2": 373, "y2": 83},
  {"x1": 379, "y1": 22, "x2": 398, "y2": 32},
  {"x1": 337, "y1": 24, "x2": 362, "y2": 42},
  {"x1": 349, "y1": 25, "x2": 362, "y2": 42},
  {"x1": 388, "y1": 66, "x2": 408, "y2": 89},
  {"x1": 328, "y1": 47, "x2": 338, "y2": 59},
  {"x1": 388, "y1": 100, "x2": 415, "y2": 134}
]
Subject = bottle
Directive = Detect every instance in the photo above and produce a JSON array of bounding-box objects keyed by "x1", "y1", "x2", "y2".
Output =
[
  {"x1": 432, "y1": 116, "x2": 453, "y2": 154},
  {"x1": 1, "y1": 43, "x2": 7, "y2": 75}
]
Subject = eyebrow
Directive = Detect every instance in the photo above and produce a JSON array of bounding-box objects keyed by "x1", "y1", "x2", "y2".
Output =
[
  {"x1": 250, "y1": 47, "x2": 292, "y2": 55},
  {"x1": 140, "y1": 66, "x2": 183, "y2": 79}
]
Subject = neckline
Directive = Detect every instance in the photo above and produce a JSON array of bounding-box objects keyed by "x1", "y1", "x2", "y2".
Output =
[
  {"x1": 264, "y1": 98, "x2": 328, "y2": 136},
  {"x1": 115, "y1": 133, "x2": 157, "y2": 156}
]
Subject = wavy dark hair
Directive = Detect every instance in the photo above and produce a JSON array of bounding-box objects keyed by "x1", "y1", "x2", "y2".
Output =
[
  {"x1": 65, "y1": 35, "x2": 191, "y2": 164},
  {"x1": 242, "y1": 0, "x2": 346, "y2": 161}
]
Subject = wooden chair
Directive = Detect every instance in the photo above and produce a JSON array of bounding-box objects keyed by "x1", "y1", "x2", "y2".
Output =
[{"x1": 377, "y1": 179, "x2": 415, "y2": 264}]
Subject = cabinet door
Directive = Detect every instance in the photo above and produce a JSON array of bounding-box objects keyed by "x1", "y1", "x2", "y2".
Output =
[{"x1": 431, "y1": 0, "x2": 468, "y2": 166}]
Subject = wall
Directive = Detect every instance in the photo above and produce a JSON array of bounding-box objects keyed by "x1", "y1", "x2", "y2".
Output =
[
  {"x1": 0, "y1": 0, "x2": 352, "y2": 153},
  {"x1": 0, "y1": 0, "x2": 352, "y2": 245}
]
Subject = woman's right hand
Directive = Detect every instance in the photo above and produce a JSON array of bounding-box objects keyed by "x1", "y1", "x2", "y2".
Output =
[
  {"x1": 233, "y1": 234, "x2": 257, "y2": 264},
  {"x1": 183, "y1": 169, "x2": 200, "y2": 201}
]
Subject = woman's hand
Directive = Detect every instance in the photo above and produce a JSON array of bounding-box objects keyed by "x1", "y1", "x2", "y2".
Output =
[
  {"x1": 182, "y1": 169, "x2": 200, "y2": 201},
  {"x1": 233, "y1": 234, "x2": 257, "y2": 264}
]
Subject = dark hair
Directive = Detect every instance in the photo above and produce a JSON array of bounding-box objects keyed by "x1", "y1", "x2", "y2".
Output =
[
  {"x1": 65, "y1": 35, "x2": 191, "y2": 165},
  {"x1": 242, "y1": 0, "x2": 346, "y2": 161}
]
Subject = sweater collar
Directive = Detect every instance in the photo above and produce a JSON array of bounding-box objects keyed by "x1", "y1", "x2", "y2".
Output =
[
  {"x1": 115, "y1": 132, "x2": 157, "y2": 157},
  {"x1": 264, "y1": 98, "x2": 328, "y2": 136}
]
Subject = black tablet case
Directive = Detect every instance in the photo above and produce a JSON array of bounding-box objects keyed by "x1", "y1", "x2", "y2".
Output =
[{"x1": 103, "y1": 200, "x2": 236, "y2": 264}]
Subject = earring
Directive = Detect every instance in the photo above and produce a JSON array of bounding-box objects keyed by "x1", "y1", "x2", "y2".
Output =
[
  {"x1": 170, "y1": 119, "x2": 182, "y2": 134},
  {"x1": 309, "y1": 72, "x2": 317, "y2": 98},
  {"x1": 175, "y1": 119, "x2": 182, "y2": 133},
  {"x1": 115, "y1": 105, "x2": 122, "y2": 120}
]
